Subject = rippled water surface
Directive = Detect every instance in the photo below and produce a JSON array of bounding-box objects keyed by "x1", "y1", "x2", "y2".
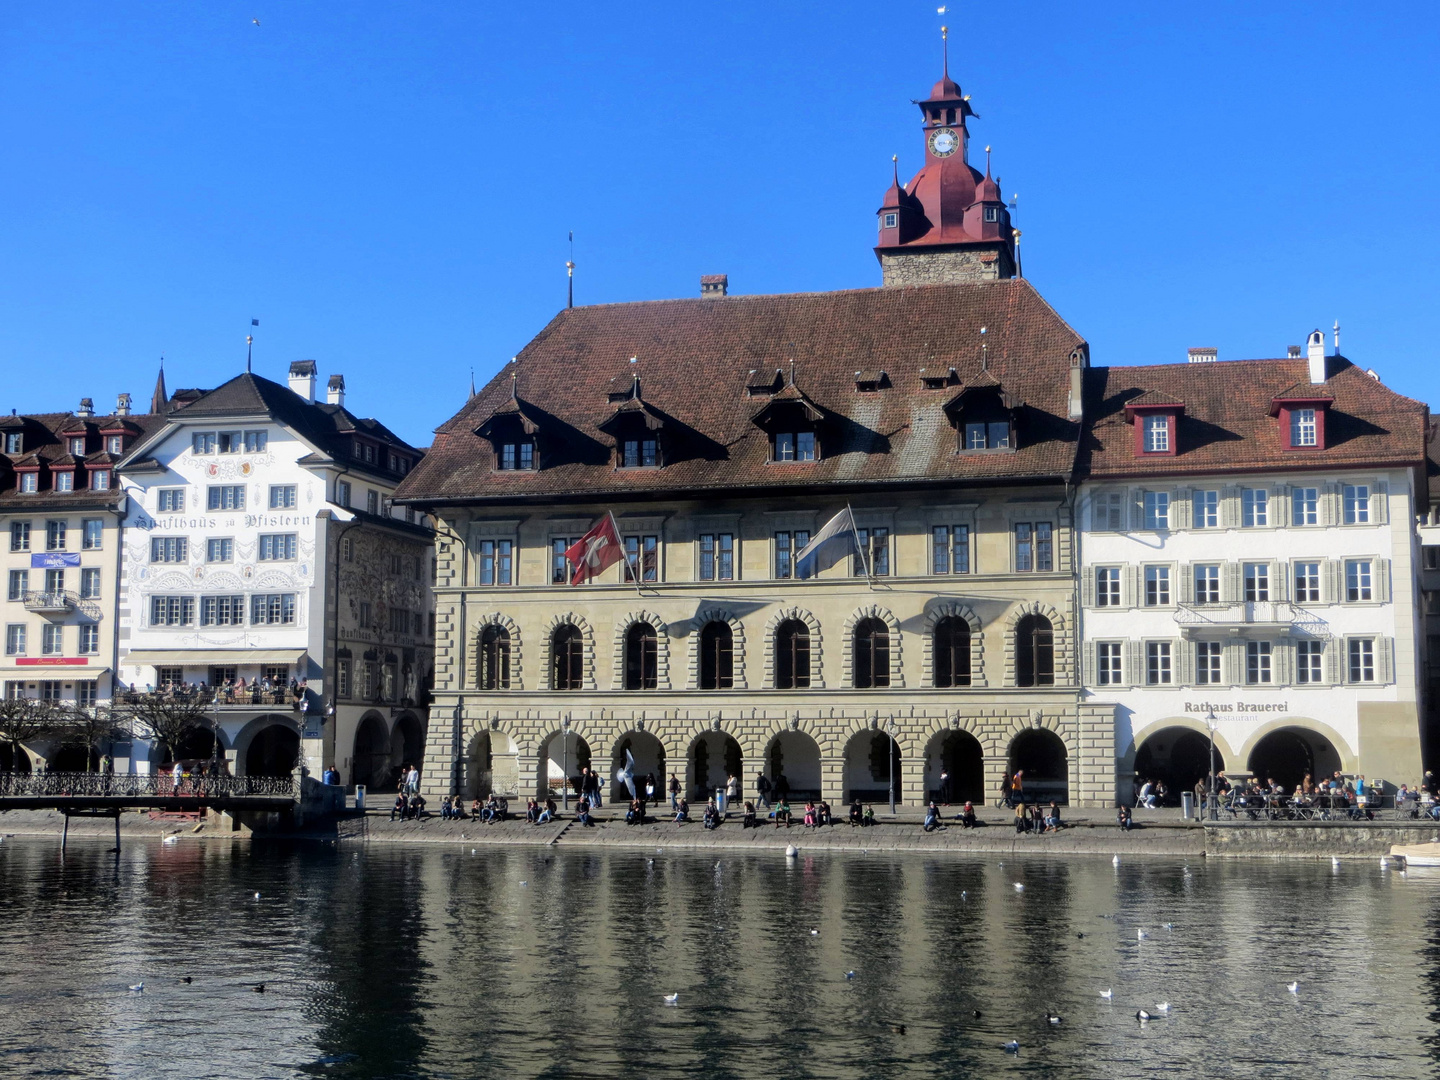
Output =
[{"x1": 1, "y1": 837, "x2": 1437, "y2": 1079}]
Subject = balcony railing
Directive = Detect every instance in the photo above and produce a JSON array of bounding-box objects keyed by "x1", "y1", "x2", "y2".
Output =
[
  {"x1": 1174, "y1": 602, "x2": 1332, "y2": 639},
  {"x1": 114, "y1": 687, "x2": 303, "y2": 709},
  {"x1": 0, "y1": 771, "x2": 297, "y2": 800},
  {"x1": 22, "y1": 590, "x2": 75, "y2": 615}
]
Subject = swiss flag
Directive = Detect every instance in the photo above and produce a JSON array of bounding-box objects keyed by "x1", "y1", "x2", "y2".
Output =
[{"x1": 564, "y1": 512, "x2": 626, "y2": 585}]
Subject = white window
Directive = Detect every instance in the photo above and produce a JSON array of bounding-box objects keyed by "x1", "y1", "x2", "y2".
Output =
[
  {"x1": 1093, "y1": 492, "x2": 1125, "y2": 531},
  {"x1": 1194, "y1": 564, "x2": 1221, "y2": 604},
  {"x1": 1297, "y1": 640, "x2": 1323, "y2": 684},
  {"x1": 5, "y1": 625, "x2": 26, "y2": 655},
  {"x1": 200, "y1": 595, "x2": 245, "y2": 627},
  {"x1": 366, "y1": 490, "x2": 379, "y2": 515},
  {"x1": 1348, "y1": 638, "x2": 1375, "y2": 683},
  {"x1": 1343, "y1": 484, "x2": 1370, "y2": 524},
  {"x1": 774, "y1": 431, "x2": 817, "y2": 462},
  {"x1": 54, "y1": 471, "x2": 74, "y2": 492},
  {"x1": 150, "y1": 595, "x2": 194, "y2": 626},
  {"x1": 68, "y1": 437, "x2": 85, "y2": 455},
  {"x1": 151, "y1": 537, "x2": 188, "y2": 563},
  {"x1": 1294, "y1": 561, "x2": 1321, "y2": 603},
  {"x1": 1291, "y1": 487, "x2": 1318, "y2": 526},
  {"x1": 1144, "y1": 565, "x2": 1171, "y2": 606},
  {"x1": 1142, "y1": 491, "x2": 1169, "y2": 530},
  {"x1": 204, "y1": 538, "x2": 231, "y2": 563},
  {"x1": 41, "y1": 624, "x2": 63, "y2": 655},
  {"x1": 1145, "y1": 642, "x2": 1172, "y2": 685},
  {"x1": 336, "y1": 481, "x2": 351, "y2": 507},
  {"x1": 7, "y1": 570, "x2": 26, "y2": 600},
  {"x1": 1096, "y1": 642, "x2": 1122, "y2": 685},
  {"x1": 963, "y1": 422, "x2": 1011, "y2": 450},
  {"x1": 1345, "y1": 559, "x2": 1373, "y2": 602},
  {"x1": 1142, "y1": 414, "x2": 1169, "y2": 452},
  {"x1": 19, "y1": 472, "x2": 37, "y2": 493},
  {"x1": 3, "y1": 433, "x2": 20, "y2": 453},
  {"x1": 45, "y1": 569, "x2": 64, "y2": 593},
  {"x1": 259, "y1": 534, "x2": 298, "y2": 561},
  {"x1": 1095, "y1": 567, "x2": 1121, "y2": 607},
  {"x1": 337, "y1": 659, "x2": 351, "y2": 699},
  {"x1": 244, "y1": 431, "x2": 267, "y2": 453},
  {"x1": 157, "y1": 488, "x2": 185, "y2": 513},
  {"x1": 192, "y1": 432, "x2": 216, "y2": 455},
  {"x1": 269, "y1": 485, "x2": 297, "y2": 509},
  {"x1": 10, "y1": 522, "x2": 31, "y2": 552},
  {"x1": 477, "y1": 539, "x2": 514, "y2": 586},
  {"x1": 1291, "y1": 408, "x2": 1317, "y2": 447},
  {"x1": 1241, "y1": 488, "x2": 1268, "y2": 527},
  {"x1": 78, "y1": 624, "x2": 99, "y2": 654},
  {"x1": 983, "y1": 205, "x2": 999, "y2": 223},
  {"x1": 1196, "y1": 641, "x2": 1222, "y2": 685},
  {"x1": 1243, "y1": 563, "x2": 1270, "y2": 602},
  {"x1": 106, "y1": 435, "x2": 123, "y2": 454},
  {"x1": 250, "y1": 594, "x2": 296, "y2": 625},
  {"x1": 1245, "y1": 641, "x2": 1272, "y2": 684},
  {"x1": 46, "y1": 521, "x2": 67, "y2": 550},
  {"x1": 76, "y1": 681, "x2": 97, "y2": 708},
  {"x1": 89, "y1": 469, "x2": 110, "y2": 491},
  {"x1": 883, "y1": 212, "x2": 898, "y2": 228},
  {"x1": 82, "y1": 519, "x2": 102, "y2": 549},
  {"x1": 80, "y1": 568, "x2": 101, "y2": 599},
  {"x1": 207, "y1": 485, "x2": 245, "y2": 511}
]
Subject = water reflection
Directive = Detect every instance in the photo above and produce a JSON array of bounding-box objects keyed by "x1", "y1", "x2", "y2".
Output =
[{"x1": 0, "y1": 839, "x2": 1436, "y2": 1079}]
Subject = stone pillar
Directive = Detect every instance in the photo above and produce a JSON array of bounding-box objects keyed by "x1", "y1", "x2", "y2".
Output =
[
  {"x1": 983, "y1": 749, "x2": 1009, "y2": 810},
  {"x1": 1076, "y1": 703, "x2": 1117, "y2": 808},
  {"x1": 419, "y1": 698, "x2": 459, "y2": 798},
  {"x1": 820, "y1": 754, "x2": 845, "y2": 806}
]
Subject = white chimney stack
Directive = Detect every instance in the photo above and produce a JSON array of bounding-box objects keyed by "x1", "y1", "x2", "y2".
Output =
[
  {"x1": 77, "y1": 397, "x2": 93, "y2": 417},
  {"x1": 116, "y1": 393, "x2": 131, "y2": 416},
  {"x1": 1306, "y1": 329, "x2": 1327, "y2": 385},
  {"x1": 327, "y1": 374, "x2": 346, "y2": 407},
  {"x1": 1187, "y1": 347, "x2": 1217, "y2": 363},
  {"x1": 288, "y1": 360, "x2": 317, "y2": 403}
]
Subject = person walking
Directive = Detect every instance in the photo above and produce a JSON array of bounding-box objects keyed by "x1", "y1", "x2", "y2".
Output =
[
  {"x1": 756, "y1": 772, "x2": 771, "y2": 809},
  {"x1": 939, "y1": 767, "x2": 951, "y2": 805},
  {"x1": 644, "y1": 773, "x2": 657, "y2": 806},
  {"x1": 724, "y1": 773, "x2": 739, "y2": 816},
  {"x1": 668, "y1": 772, "x2": 681, "y2": 812}
]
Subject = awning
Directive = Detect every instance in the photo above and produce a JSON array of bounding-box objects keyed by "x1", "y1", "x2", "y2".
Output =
[{"x1": 121, "y1": 650, "x2": 308, "y2": 667}]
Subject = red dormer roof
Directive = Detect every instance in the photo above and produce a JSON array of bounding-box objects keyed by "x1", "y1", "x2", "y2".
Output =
[
  {"x1": 1268, "y1": 383, "x2": 1336, "y2": 416},
  {"x1": 1124, "y1": 390, "x2": 1187, "y2": 418}
]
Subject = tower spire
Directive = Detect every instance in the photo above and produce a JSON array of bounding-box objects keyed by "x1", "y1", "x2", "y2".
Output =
[
  {"x1": 151, "y1": 359, "x2": 167, "y2": 415},
  {"x1": 566, "y1": 231, "x2": 576, "y2": 310},
  {"x1": 941, "y1": 25, "x2": 948, "y2": 78}
]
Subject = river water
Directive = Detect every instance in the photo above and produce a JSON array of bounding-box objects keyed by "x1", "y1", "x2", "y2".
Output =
[{"x1": 0, "y1": 838, "x2": 1437, "y2": 1079}]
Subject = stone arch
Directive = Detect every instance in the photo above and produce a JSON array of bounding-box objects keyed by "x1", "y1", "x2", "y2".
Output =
[
  {"x1": 231, "y1": 714, "x2": 301, "y2": 778},
  {"x1": 763, "y1": 607, "x2": 825, "y2": 689},
  {"x1": 921, "y1": 602, "x2": 985, "y2": 688},
  {"x1": 842, "y1": 605, "x2": 904, "y2": 689},
  {"x1": 687, "y1": 608, "x2": 748, "y2": 690},
  {"x1": 1235, "y1": 718, "x2": 1358, "y2": 777},
  {"x1": 469, "y1": 613, "x2": 523, "y2": 690},
  {"x1": 543, "y1": 612, "x2": 596, "y2": 691},
  {"x1": 917, "y1": 713, "x2": 1002, "y2": 761},
  {"x1": 352, "y1": 710, "x2": 391, "y2": 790},
  {"x1": 1002, "y1": 600, "x2": 1065, "y2": 687},
  {"x1": 680, "y1": 723, "x2": 744, "y2": 801},
  {"x1": 1122, "y1": 716, "x2": 1238, "y2": 771},
  {"x1": 612, "y1": 610, "x2": 671, "y2": 690}
]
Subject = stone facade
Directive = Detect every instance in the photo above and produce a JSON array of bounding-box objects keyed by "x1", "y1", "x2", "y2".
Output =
[{"x1": 879, "y1": 247, "x2": 1013, "y2": 288}]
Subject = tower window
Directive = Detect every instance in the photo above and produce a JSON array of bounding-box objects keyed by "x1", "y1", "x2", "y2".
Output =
[
  {"x1": 983, "y1": 206, "x2": 999, "y2": 223},
  {"x1": 883, "y1": 213, "x2": 898, "y2": 229}
]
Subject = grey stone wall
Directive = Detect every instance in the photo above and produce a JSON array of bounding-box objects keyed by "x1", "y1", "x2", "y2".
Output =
[{"x1": 880, "y1": 248, "x2": 1014, "y2": 287}]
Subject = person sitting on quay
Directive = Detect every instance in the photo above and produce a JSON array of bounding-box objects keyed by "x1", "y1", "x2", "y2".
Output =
[
  {"x1": 861, "y1": 805, "x2": 876, "y2": 827},
  {"x1": 1138, "y1": 780, "x2": 1157, "y2": 809},
  {"x1": 803, "y1": 800, "x2": 818, "y2": 827},
  {"x1": 407, "y1": 793, "x2": 427, "y2": 820},
  {"x1": 525, "y1": 798, "x2": 540, "y2": 823},
  {"x1": 1014, "y1": 802, "x2": 1032, "y2": 834},
  {"x1": 440, "y1": 796, "x2": 454, "y2": 821},
  {"x1": 536, "y1": 798, "x2": 555, "y2": 825},
  {"x1": 481, "y1": 795, "x2": 500, "y2": 823},
  {"x1": 817, "y1": 801, "x2": 833, "y2": 827},
  {"x1": 849, "y1": 799, "x2": 863, "y2": 827},
  {"x1": 575, "y1": 797, "x2": 595, "y2": 827},
  {"x1": 674, "y1": 798, "x2": 690, "y2": 824},
  {"x1": 958, "y1": 802, "x2": 978, "y2": 828},
  {"x1": 742, "y1": 801, "x2": 757, "y2": 829},
  {"x1": 703, "y1": 799, "x2": 721, "y2": 830},
  {"x1": 1043, "y1": 801, "x2": 1062, "y2": 833},
  {"x1": 625, "y1": 799, "x2": 644, "y2": 825},
  {"x1": 1117, "y1": 804, "x2": 1133, "y2": 831},
  {"x1": 390, "y1": 793, "x2": 407, "y2": 821},
  {"x1": 922, "y1": 801, "x2": 943, "y2": 833},
  {"x1": 773, "y1": 799, "x2": 792, "y2": 828}
]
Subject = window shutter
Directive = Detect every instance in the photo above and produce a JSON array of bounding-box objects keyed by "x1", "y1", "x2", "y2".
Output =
[
  {"x1": 1372, "y1": 481, "x2": 1389, "y2": 525},
  {"x1": 1378, "y1": 637, "x2": 1393, "y2": 684},
  {"x1": 1174, "y1": 489, "x2": 1192, "y2": 530},
  {"x1": 1123, "y1": 565, "x2": 1140, "y2": 609},
  {"x1": 1223, "y1": 562, "x2": 1243, "y2": 603},
  {"x1": 1324, "y1": 560, "x2": 1342, "y2": 604},
  {"x1": 1375, "y1": 557, "x2": 1391, "y2": 603},
  {"x1": 1221, "y1": 486, "x2": 1240, "y2": 528},
  {"x1": 1081, "y1": 568, "x2": 1095, "y2": 608},
  {"x1": 1321, "y1": 483, "x2": 1340, "y2": 527},
  {"x1": 1273, "y1": 561, "x2": 1289, "y2": 602},
  {"x1": 1274, "y1": 642, "x2": 1291, "y2": 686},
  {"x1": 1083, "y1": 640, "x2": 1097, "y2": 685},
  {"x1": 1225, "y1": 642, "x2": 1244, "y2": 686},
  {"x1": 1125, "y1": 640, "x2": 1144, "y2": 687},
  {"x1": 1178, "y1": 562, "x2": 1193, "y2": 603},
  {"x1": 1273, "y1": 485, "x2": 1290, "y2": 528},
  {"x1": 1130, "y1": 490, "x2": 1144, "y2": 532},
  {"x1": 1176, "y1": 638, "x2": 1194, "y2": 685},
  {"x1": 1323, "y1": 639, "x2": 1341, "y2": 685}
]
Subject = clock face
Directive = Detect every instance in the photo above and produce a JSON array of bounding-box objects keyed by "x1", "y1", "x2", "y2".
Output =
[{"x1": 929, "y1": 128, "x2": 960, "y2": 158}]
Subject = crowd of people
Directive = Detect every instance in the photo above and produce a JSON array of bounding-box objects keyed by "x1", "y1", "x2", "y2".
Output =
[{"x1": 115, "y1": 676, "x2": 309, "y2": 709}]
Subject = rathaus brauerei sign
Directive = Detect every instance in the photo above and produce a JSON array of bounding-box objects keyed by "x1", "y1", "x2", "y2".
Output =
[{"x1": 1184, "y1": 701, "x2": 1291, "y2": 715}]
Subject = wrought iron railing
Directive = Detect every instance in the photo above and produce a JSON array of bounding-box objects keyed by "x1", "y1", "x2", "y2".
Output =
[
  {"x1": 115, "y1": 688, "x2": 301, "y2": 708},
  {"x1": 0, "y1": 771, "x2": 297, "y2": 800}
]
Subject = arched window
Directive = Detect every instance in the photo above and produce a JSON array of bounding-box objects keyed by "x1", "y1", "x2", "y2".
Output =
[
  {"x1": 775, "y1": 619, "x2": 810, "y2": 689},
  {"x1": 699, "y1": 621, "x2": 733, "y2": 690},
  {"x1": 624, "y1": 622, "x2": 658, "y2": 690},
  {"x1": 552, "y1": 624, "x2": 584, "y2": 690},
  {"x1": 478, "y1": 625, "x2": 510, "y2": 690},
  {"x1": 1015, "y1": 614, "x2": 1054, "y2": 687},
  {"x1": 933, "y1": 617, "x2": 971, "y2": 688},
  {"x1": 853, "y1": 617, "x2": 890, "y2": 689}
]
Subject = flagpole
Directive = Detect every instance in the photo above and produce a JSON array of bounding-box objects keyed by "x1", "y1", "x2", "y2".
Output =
[
  {"x1": 609, "y1": 510, "x2": 643, "y2": 596},
  {"x1": 848, "y1": 502, "x2": 875, "y2": 588}
]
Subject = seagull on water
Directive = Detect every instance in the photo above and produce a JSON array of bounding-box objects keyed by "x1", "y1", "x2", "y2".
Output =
[
  {"x1": 1001, "y1": 1040, "x2": 1020, "y2": 1053},
  {"x1": 1099, "y1": 989, "x2": 1113, "y2": 1000},
  {"x1": 1287, "y1": 981, "x2": 1299, "y2": 994},
  {"x1": 128, "y1": 982, "x2": 144, "y2": 993},
  {"x1": 810, "y1": 929, "x2": 819, "y2": 936},
  {"x1": 1136, "y1": 1009, "x2": 1153, "y2": 1022},
  {"x1": 1046, "y1": 1012, "x2": 1062, "y2": 1025},
  {"x1": 253, "y1": 892, "x2": 261, "y2": 901},
  {"x1": 1162, "y1": 922, "x2": 1175, "y2": 931},
  {"x1": 1137, "y1": 929, "x2": 1148, "y2": 940},
  {"x1": 1156, "y1": 1002, "x2": 1170, "y2": 1013},
  {"x1": 1332, "y1": 857, "x2": 1342, "y2": 869},
  {"x1": 1113, "y1": 855, "x2": 1120, "y2": 866},
  {"x1": 1013, "y1": 883, "x2": 1024, "y2": 892},
  {"x1": 663, "y1": 993, "x2": 679, "y2": 1005},
  {"x1": 253, "y1": 983, "x2": 265, "y2": 993}
]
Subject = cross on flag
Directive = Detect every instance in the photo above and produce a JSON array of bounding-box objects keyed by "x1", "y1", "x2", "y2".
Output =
[{"x1": 564, "y1": 512, "x2": 628, "y2": 585}]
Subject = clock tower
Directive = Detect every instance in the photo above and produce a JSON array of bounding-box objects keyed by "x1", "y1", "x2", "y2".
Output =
[{"x1": 875, "y1": 33, "x2": 1017, "y2": 287}]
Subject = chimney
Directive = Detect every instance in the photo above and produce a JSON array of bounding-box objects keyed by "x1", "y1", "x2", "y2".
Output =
[
  {"x1": 77, "y1": 397, "x2": 93, "y2": 417},
  {"x1": 1186, "y1": 347, "x2": 1218, "y2": 364},
  {"x1": 1287, "y1": 345, "x2": 1302, "y2": 359},
  {"x1": 288, "y1": 360, "x2": 317, "y2": 403},
  {"x1": 700, "y1": 274, "x2": 728, "y2": 298},
  {"x1": 327, "y1": 374, "x2": 346, "y2": 407},
  {"x1": 1067, "y1": 344, "x2": 1088, "y2": 421},
  {"x1": 1306, "y1": 329, "x2": 1327, "y2": 384},
  {"x1": 116, "y1": 393, "x2": 131, "y2": 416}
]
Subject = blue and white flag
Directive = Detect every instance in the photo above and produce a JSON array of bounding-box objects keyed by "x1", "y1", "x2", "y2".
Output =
[{"x1": 796, "y1": 506, "x2": 864, "y2": 579}]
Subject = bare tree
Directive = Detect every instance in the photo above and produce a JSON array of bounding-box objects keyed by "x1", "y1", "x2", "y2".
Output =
[
  {"x1": 120, "y1": 694, "x2": 215, "y2": 766},
  {"x1": 56, "y1": 704, "x2": 125, "y2": 772},
  {"x1": 0, "y1": 696, "x2": 65, "y2": 770}
]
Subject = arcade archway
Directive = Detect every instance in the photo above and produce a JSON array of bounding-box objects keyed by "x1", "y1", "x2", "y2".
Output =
[{"x1": 923, "y1": 729, "x2": 984, "y2": 804}]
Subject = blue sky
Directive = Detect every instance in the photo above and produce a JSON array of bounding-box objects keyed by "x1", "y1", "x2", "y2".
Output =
[{"x1": 1, "y1": 2, "x2": 1436, "y2": 446}]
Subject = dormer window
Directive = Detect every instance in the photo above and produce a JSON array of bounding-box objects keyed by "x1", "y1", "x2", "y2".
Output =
[
  {"x1": 945, "y1": 381, "x2": 1021, "y2": 454},
  {"x1": 775, "y1": 431, "x2": 816, "y2": 462},
  {"x1": 622, "y1": 438, "x2": 658, "y2": 468},
  {"x1": 105, "y1": 435, "x2": 123, "y2": 453},
  {"x1": 983, "y1": 206, "x2": 999, "y2": 223},
  {"x1": 54, "y1": 470, "x2": 74, "y2": 493},
  {"x1": 964, "y1": 421, "x2": 1010, "y2": 450},
  {"x1": 883, "y1": 212, "x2": 898, "y2": 229},
  {"x1": 1269, "y1": 388, "x2": 1332, "y2": 451},
  {"x1": 68, "y1": 437, "x2": 85, "y2": 455},
  {"x1": 3, "y1": 433, "x2": 20, "y2": 454},
  {"x1": 89, "y1": 469, "x2": 110, "y2": 491},
  {"x1": 499, "y1": 441, "x2": 536, "y2": 470},
  {"x1": 1143, "y1": 414, "x2": 1170, "y2": 452},
  {"x1": 1291, "y1": 408, "x2": 1317, "y2": 447},
  {"x1": 19, "y1": 472, "x2": 38, "y2": 493}
]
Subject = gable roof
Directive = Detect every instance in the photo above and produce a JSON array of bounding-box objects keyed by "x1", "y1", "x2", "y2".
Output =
[{"x1": 397, "y1": 279, "x2": 1087, "y2": 504}]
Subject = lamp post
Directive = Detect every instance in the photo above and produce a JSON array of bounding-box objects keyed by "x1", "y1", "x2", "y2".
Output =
[
  {"x1": 1206, "y1": 708, "x2": 1219, "y2": 820},
  {"x1": 561, "y1": 715, "x2": 570, "y2": 811},
  {"x1": 886, "y1": 718, "x2": 897, "y2": 816}
]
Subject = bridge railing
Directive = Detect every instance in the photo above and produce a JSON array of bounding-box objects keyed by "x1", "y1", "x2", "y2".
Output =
[{"x1": 0, "y1": 771, "x2": 298, "y2": 800}]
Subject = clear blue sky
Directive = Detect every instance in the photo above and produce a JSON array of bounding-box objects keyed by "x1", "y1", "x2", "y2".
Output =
[{"x1": 1, "y1": 2, "x2": 1436, "y2": 446}]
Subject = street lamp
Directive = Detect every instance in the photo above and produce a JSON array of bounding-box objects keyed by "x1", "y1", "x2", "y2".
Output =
[
  {"x1": 886, "y1": 717, "x2": 897, "y2": 816},
  {"x1": 561, "y1": 714, "x2": 570, "y2": 811},
  {"x1": 1205, "y1": 708, "x2": 1219, "y2": 820}
]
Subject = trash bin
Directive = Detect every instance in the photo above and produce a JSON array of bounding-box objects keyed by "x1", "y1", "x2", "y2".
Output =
[
  {"x1": 355, "y1": 784, "x2": 366, "y2": 812},
  {"x1": 1180, "y1": 791, "x2": 1194, "y2": 820}
]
